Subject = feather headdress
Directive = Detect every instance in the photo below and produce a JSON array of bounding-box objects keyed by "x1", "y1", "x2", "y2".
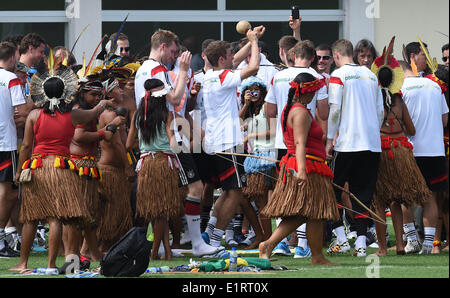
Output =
[
  {"x1": 30, "y1": 64, "x2": 78, "y2": 112},
  {"x1": 371, "y1": 36, "x2": 404, "y2": 97}
]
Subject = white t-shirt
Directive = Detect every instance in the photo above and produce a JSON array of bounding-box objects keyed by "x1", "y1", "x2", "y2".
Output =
[
  {"x1": 264, "y1": 66, "x2": 328, "y2": 149},
  {"x1": 237, "y1": 53, "x2": 279, "y2": 91},
  {"x1": 401, "y1": 77, "x2": 449, "y2": 157},
  {"x1": 0, "y1": 68, "x2": 26, "y2": 151},
  {"x1": 327, "y1": 64, "x2": 383, "y2": 153},
  {"x1": 191, "y1": 68, "x2": 207, "y2": 130},
  {"x1": 134, "y1": 59, "x2": 173, "y2": 108},
  {"x1": 202, "y1": 68, "x2": 243, "y2": 153}
]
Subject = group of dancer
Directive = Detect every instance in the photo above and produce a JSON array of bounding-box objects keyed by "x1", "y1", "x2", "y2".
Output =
[{"x1": 0, "y1": 15, "x2": 448, "y2": 274}]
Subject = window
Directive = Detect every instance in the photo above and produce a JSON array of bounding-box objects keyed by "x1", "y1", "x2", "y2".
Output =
[
  {"x1": 226, "y1": 0, "x2": 340, "y2": 10},
  {"x1": 102, "y1": 0, "x2": 217, "y2": 10},
  {"x1": 0, "y1": 0, "x2": 65, "y2": 10},
  {"x1": 0, "y1": 23, "x2": 65, "y2": 47},
  {"x1": 102, "y1": 21, "x2": 221, "y2": 57},
  {"x1": 224, "y1": 21, "x2": 340, "y2": 65}
]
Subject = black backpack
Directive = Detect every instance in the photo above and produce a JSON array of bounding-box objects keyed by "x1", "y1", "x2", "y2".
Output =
[{"x1": 100, "y1": 227, "x2": 153, "y2": 277}]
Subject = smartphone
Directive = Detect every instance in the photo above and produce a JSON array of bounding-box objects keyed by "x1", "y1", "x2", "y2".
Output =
[{"x1": 291, "y1": 5, "x2": 300, "y2": 19}]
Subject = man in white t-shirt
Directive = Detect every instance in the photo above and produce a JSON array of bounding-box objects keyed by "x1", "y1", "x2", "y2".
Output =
[
  {"x1": 201, "y1": 27, "x2": 265, "y2": 250},
  {"x1": 325, "y1": 39, "x2": 384, "y2": 257},
  {"x1": 400, "y1": 60, "x2": 449, "y2": 254},
  {"x1": 265, "y1": 40, "x2": 329, "y2": 156},
  {"x1": 0, "y1": 42, "x2": 27, "y2": 258}
]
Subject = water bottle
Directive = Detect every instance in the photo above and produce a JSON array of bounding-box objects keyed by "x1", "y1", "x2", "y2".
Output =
[
  {"x1": 146, "y1": 266, "x2": 170, "y2": 273},
  {"x1": 229, "y1": 247, "x2": 238, "y2": 272}
]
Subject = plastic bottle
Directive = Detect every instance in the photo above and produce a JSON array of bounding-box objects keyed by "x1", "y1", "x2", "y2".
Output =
[
  {"x1": 146, "y1": 266, "x2": 170, "y2": 273},
  {"x1": 229, "y1": 247, "x2": 238, "y2": 272}
]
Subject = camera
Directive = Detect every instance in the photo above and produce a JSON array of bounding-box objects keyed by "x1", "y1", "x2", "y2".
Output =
[
  {"x1": 291, "y1": 5, "x2": 300, "y2": 19},
  {"x1": 249, "y1": 90, "x2": 260, "y2": 98}
]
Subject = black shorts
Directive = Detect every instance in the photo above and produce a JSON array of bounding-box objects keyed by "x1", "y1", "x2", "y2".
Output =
[
  {"x1": 276, "y1": 149, "x2": 287, "y2": 171},
  {"x1": 192, "y1": 151, "x2": 215, "y2": 184},
  {"x1": 0, "y1": 151, "x2": 18, "y2": 186},
  {"x1": 332, "y1": 151, "x2": 380, "y2": 213},
  {"x1": 415, "y1": 156, "x2": 448, "y2": 192},
  {"x1": 175, "y1": 152, "x2": 202, "y2": 186},
  {"x1": 209, "y1": 147, "x2": 247, "y2": 191}
]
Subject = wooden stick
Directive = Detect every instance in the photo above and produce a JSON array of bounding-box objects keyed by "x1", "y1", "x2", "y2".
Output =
[
  {"x1": 214, "y1": 151, "x2": 386, "y2": 225},
  {"x1": 331, "y1": 183, "x2": 386, "y2": 225}
]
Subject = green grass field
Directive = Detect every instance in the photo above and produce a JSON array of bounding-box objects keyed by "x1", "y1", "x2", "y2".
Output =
[{"x1": 0, "y1": 217, "x2": 448, "y2": 279}]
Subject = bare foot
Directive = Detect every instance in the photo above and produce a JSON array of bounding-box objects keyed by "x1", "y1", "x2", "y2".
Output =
[
  {"x1": 246, "y1": 235, "x2": 263, "y2": 250},
  {"x1": 373, "y1": 250, "x2": 387, "y2": 256},
  {"x1": 432, "y1": 246, "x2": 441, "y2": 254},
  {"x1": 9, "y1": 263, "x2": 28, "y2": 272},
  {"x1": 311, "y1": 255, "x2": 338, "y2": 266},
  {"x1": 258, "y1": 241, "x2": 272, "y2": 259}
]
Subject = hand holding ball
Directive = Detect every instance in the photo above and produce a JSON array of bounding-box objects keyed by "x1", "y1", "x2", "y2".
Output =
[{"x1": 236, "y1": 20, "x2": 252, "y2": 34}]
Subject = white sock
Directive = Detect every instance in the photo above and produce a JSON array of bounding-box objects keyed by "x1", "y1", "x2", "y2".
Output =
[
  {"x1": 205, "y1": 216, "x2": 217, "y2": 238},
  {"x1": 0, "y1": 229, "x2": 5, "y2": 250},
  {"x1": 5, "y1": 227, "x2": 17, "y2": 234},
  {"x1": 225, "y1": 222, "x2": 234, "y2": 242},
  {"x1": 403, "y1": 222, "x2": 418, "y2": 241},
  {"x1": 210, "y1": 228, "x2": 225, "y2": 247},
  {"x1": 334, "y1": 226, "x2": 348, "y2": 244},
  {"x1": 296, "y1": 223, "x2": 308, "y2": 249},
  {"x1": 185, "y1": 215, "x2": 204, "y2": 248},
  {"x1": 355, "y1": 235, "x2": 367, "y2": 249},
  {"x1": 423, "y1": 227, "x2": 436, "y2": 247}
]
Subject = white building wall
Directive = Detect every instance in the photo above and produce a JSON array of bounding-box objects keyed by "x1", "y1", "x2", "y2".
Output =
[{"x1": 374, "y1": 0, "x2": 449, "y2": 63}]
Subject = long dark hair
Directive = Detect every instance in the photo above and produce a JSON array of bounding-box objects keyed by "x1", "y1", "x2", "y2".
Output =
[
  {"x1": 282, "y1": 72, "x2": 317, "y2": 132},
  {"x1": 42, "y1": 77, "x2": 73, "y2": 114},
  {"x1": 136, "y1": 78, "x2": 168, "y2": 144},
  {"x1": 377, "y1": 66, "x2": 401, "y2": 112},
  {"x1": 240, "y1": 84, "x2": 267, "y2": 119}
]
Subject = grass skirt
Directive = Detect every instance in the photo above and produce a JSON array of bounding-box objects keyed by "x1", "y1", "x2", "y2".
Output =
[
  {"x1": 242, "y1": 169, "x2": 276, "y2": 204},
  {"x1": 20, "y1": 155, "x2": 91, "y2": 224},
  {"x1": 373, "y1": 137, "x2": 432, "y2": 210},
  {"x1": 96, "y1": 164, "x2": 133, "y2": 243},
  {"x1": 261, "y1": 154, "x2": 339, "y2": 221},
  {"x1": 136, "y1": 152, "x2": 182, "y2": 224}
]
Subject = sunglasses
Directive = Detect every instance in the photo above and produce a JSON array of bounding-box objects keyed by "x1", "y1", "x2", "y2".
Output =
[
  {"x1": 120, "y1": 47, "x2": 130, "y2": 52},
  {"x1": 443, "y1": 56, "x2": 448, "y2": 63},
  {"x1": 317, "y1": 55, "x2": 331, "y2": 61}
]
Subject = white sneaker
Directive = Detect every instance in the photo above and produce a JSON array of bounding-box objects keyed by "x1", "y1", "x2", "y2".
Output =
[
  {"x1": 192, "y1": 243, "x2": 223, "y2": 257},
  {"x1": 419, "y1": 244, "x2": 432, "y2": 255},
  {"x1": 327, "y1": 241, "x2": 351, "y2": 255},
  {"x1": 368, "y1": 241, "x2": 379, "y2": 249},
  {"x1": 347, "y1": 231, "x2": 357, "y2": 240},
  {"x1": 353, "y1": 247, "x2": 366, "y2": 257},
  {"x1": 405, "y1": 239, "x2": 421, "y2": 254}
]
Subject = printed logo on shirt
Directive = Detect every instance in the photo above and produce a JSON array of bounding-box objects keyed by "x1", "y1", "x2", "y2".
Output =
[
  {"x1": 405, "y1": 84, "x2": 441, "y2": 91},
  {"x1": 0, "y1": 82, "x2": 6, "y2": 87},
  {"x1": 344, "y1": 75, "x2": 377, "y2": 82},
  {"x1": 274, "y1": 77, "x2": 295, "y2": 84}
]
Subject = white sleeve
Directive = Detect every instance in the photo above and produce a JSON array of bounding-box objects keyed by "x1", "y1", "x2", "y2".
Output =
[
  {"x1": 377, "y1": 87, "x2": 385, "y2": 128},
  {"x1": 327, "y1": 103, "x2": 341, "y2": 140},
  {"x1": 327, "y1": 75, "x2": 344, "y2": 139},
  {"x1": 9, "y1": 77, "x2": 26, "y2": 106},
  {"x1": 221, "y1": 69, "x2": 242, "y2": 89},
  {"x1": 441, "y1": 93, "x2": 449, "y2": 114},
  {"x1": 317, "y1": 84, "x2": 328, "y2": 101},
  {"x1": 264, "y1": 78, "x2": 276, "y2": 104}
]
